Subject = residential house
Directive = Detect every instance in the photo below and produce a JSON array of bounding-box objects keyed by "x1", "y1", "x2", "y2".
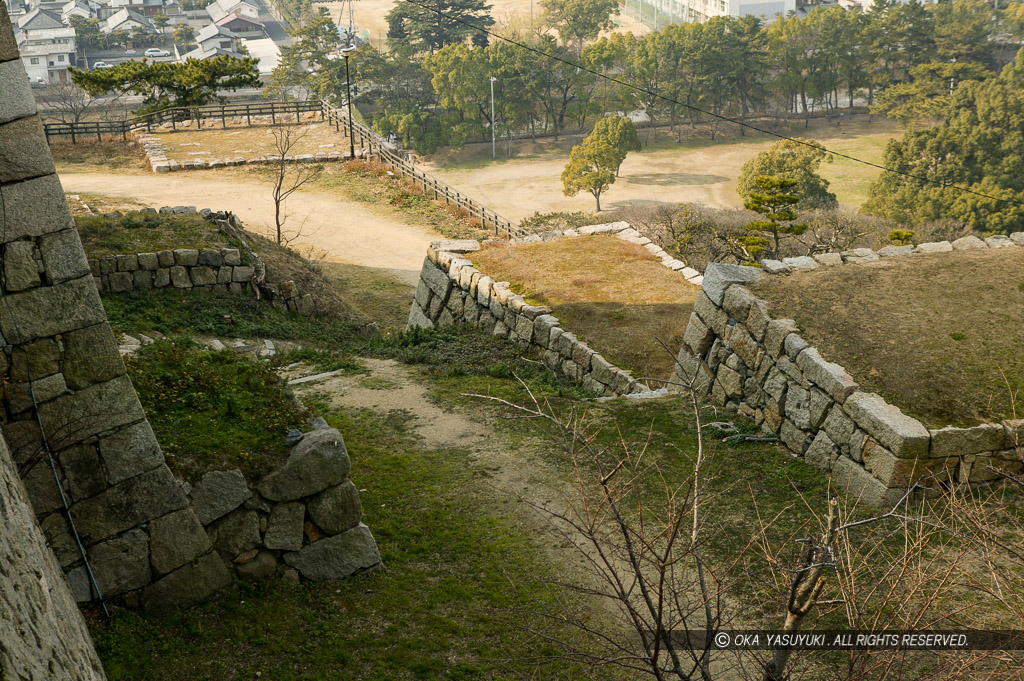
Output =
[
  {"x1": 241, "y1": 35, "x2": 277, "y2": 77},
  {"x1": 205, "y1": 0, "x2": 258, "y2": 23},
  {"x1": 194, "y1": 21, "x2": 238, "y2": 51},
  {"x1": 102, "y1": 7, "x2": 156, "y2": 32},
  {"x1": 214, "y1": 12, "x2": 261, "y2": 38},
  {"x1": 60, "y1": 0, "x2": 95, "y2": 22},
  {"x1": 15, "y1": 8, "x2": 76, "y2": 82},
  {"x1": 180, "y1": 43, "x2": 238, "y2": 60}
]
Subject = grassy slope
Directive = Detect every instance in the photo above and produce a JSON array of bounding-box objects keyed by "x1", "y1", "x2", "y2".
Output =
[
  {"x1": 750, "y1": 248, "x2": 1024, "y2": 427},
  {"x1": 471, "y1": 235, "x2": 700, "y2": 381}
]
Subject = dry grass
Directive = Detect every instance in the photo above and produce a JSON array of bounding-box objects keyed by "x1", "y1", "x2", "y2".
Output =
[
  {"x1": 49, "y1": 139, "x2": 149, "y2": 172},
  {"x1": 750, "y1": 249, "x2": 1024, "y2": 427},
  {"x1": 151, "y1": 122, "x2": 351, "y2": 163},
  {"x1": 472, "y1": 234, "x2": 700, "y2": 381},
  {"x1": 66, "y1": 192, "x2": 150, "y2": 217}
]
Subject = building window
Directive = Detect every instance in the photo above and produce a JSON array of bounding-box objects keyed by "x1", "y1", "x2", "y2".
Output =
[
  {"x1": 58, "y1": 55, "x2": 65, "y2": 61},
  {"x1": 30, "y1": 57, "x2": 39, "y2": 64}
]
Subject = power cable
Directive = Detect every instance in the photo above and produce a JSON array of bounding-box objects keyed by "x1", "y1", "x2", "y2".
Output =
[
  {"x1": 397, "y1": 0, "x2": 1024, "y2": 209},
  {"x1": 0, "y1": 179, "x2": 110, "y2": 619}
]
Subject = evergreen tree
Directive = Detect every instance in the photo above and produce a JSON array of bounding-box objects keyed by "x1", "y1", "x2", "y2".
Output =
[
  {"x1": 738, "y1": 139, "x2": 836, "y2": 210},
  {"x1": 589, "y1": 115, "x2": 640, "y2": 176},
  {"x1": 741, "y1": 176, "x2": 808, "y2": 260},
  {"x1": 542, "y1": 0, "x2": 618, "y2": 56},
  {"x1": 386, "y1": 0, "x2": 494, "y2": 54},
  {"x1": 562, "y1": 136, "x2": 619, "y2": 211}
]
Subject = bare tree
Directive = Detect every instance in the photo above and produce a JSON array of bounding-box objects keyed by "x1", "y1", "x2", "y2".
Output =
[
  {"x1": 469, "y1": 350, "x2": 1022, "y2": 680},
  {"x1": 265, "y1": 125, "x2": 323, "y2": 246},
  {"x1": 37, "y1": 81, "x2": 100, "y2": 125}
]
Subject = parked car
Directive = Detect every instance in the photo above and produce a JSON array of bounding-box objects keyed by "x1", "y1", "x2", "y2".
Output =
[
  {"x1": 144, "y1": 48, "x2": 170, "y2": 58},
  {"x1": 93, "y1": 61, "x2": 114, "y2": 69},
  {"x1": 124, "y1": 48, "x2": 136, "y2": 55},
  {"x1": 28, "y1": 76, "x2": 46, "y2": 88}
]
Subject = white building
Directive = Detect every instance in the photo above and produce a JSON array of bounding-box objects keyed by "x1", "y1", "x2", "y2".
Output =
[
  {"x1": 241, "y1": 35, "x2": 277, "y2": 76},
  {"x1": 194, "y1": 21, "x2": 238, "y2": 52},
  {"x1": 624, "y1": 0, "x2": 795, "y2": 27},
  {"x1": 60, "y1": 0, "x2": 95, "y2": 21},
  {"x1": 15, "y1": 8, "x2": 76, "y2": 83}
]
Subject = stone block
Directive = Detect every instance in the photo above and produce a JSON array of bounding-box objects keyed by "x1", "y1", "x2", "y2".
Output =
[
  {"x1": 533, "y1": 314, "x2": 560, "y2": 348},
  {"x1": 407, "y1": 303, "x2": 433, "y2": 329},
  {"x1": 152, "y1": 266, "x2": 171, "y2": 286},
  {"x1": 763, "y1": 319, "x2": 798, "y2": 359},
  {"x1": 420, "y1": 257, "x2": 453, "y2": 300},
  {"x1": 985, "y1": 235, "x2": 1015, "y2": 249},
  {"x1": 141, "y1": 551, "x2": 231, "y2": 614},
  {"x1": 745, "y1": 299, "x2": 771, "y2": 341},
  {"x1": 722, "y1": 285, "x2": 755, "y2": 322},
  {"x1": 90, "y1": 529, "x2": 152, "y2": 597},
  {"x1": 115, "y1": 254, "x2": 138, "y2": 272},
  {"x1": 221, "y1": 248, "x2": 242, "y2": 265},
  {"x1": 0, "y1": 174, "x2": 73, "y2": 243},
  {"x1": 520, "y1": 304, "x2": 552, "y2": 320},
  {"x1": 58, "y1": 444, "x2": 106, "y2": 501},
  {"x1": 107, "y1": 271, "x2": 133, "y2": 293},
  {"x1": 0, "y1": 56, "x2": 36, "y2": 125},
  {"x1": 5, "y1": 373, "x2": 67, "y2": 413},
  {"x1": 831, "y1": 456, "x2": 906, "y2": 507},
  {"x1": 170, "y1": 265, "x2": 190, "y2": 288},
  {"x1": 10, "y1": 338, "x2": 60, "y2": 381},
  {"x1": 863, "y1": 441, "x2": 956, "y2": 487},
  {"x1": 190, "y1": 266, "x2": 217, "y2": 286},
  {"x1": 785, "y1": 384, "x2": 811, "y2": 430},
  {"x1": 39, "y1": 373, "x2": 146, "y2": 449},
  {"x1": 307, "y1": 480, "x2": 362, "y2": 535},
  {"x1": 236, "y1": 550, "x2": 278, "y2": 581},
  {"x1": 783, "y1": 333, "x2": 808, "y2": 361},
  {"x1": 264, "y1": 502, "x2": 306, "y2": 551},
  {"x1": 877, "y1": 245, "x2": 913, "y2": 258},
  {"x1": 22, "y1": 460, "x2": 63, "y2": 514},
  {"x1": 914, "y1": 241, "x2": 953, "y2": 254},
  {"x1": 4, "y1": 240, "x2": 41, "y2": 291},
  {"x1": 1003, "y1": 419, "x2": 1024, "y2": 450},
  {"x1": 137, "y1": 253, "x2": 159, "y2": 270},
  {"x1": 208, "y1": 508, "x2": 261, "y2": 560},
  {"x1": 97, "y1": 420, "x2": 164, "y2": 485},
  {"x1": 149, "y1": 507, "x2": 213, "y2": 575},
  {"x1": 71, "y1": 465, "x2": 188, "y2": 544},
  {"x1": 216, "y1": 266, "x2": 232, "y2": 284},
  {"x1": 805, "y1": 431, "x2": 838, "y2": 470},
  {"x1": 572, "y1": 342, "x2": 593, "y2": 371},
  {"x1": 808, "y1": 388, "x2": 832, "y2": 430},
  {"x1": 812, "y1": 252, "x2": 843, "y2": 266},
  {"x1": 259, "y1": 428, "x2": 351, "y2": 501},
  {"x1": 841, "y1": 248, "x2": 879, "y2": 264},
  {"x1": 760, "y1": 259, "x2": 791, "y2": 274},
  {"x1": 198, "y1": 248, "x2": 222, "y2": 266},
  {"x1": 782, "y1": 256, "x2": 816, "y2": 270},
  {"x1": 780, "y1": 418, "x2": 809, "y2": 454},
  {"x1": 99, "y1": 256, "x2": 117, "y2": 275},
  {"x1": 763, "y1": 366, "x2": 788, "y2": 403},
  {"x1": 951, "y1": 235, "x2": 986, "y2": 251},
  {"x1": 928, "y1": 424, "x2": 1004, "y2": 458},
  {"x1": 701, "y1": 263, "x2": 762, "y2": 305},
  {"x1": 283, "y1": 523, "x2": 381, "y2": 581},
  {"x1": 1008, "y1": 232, "x2": 1024, "y2": 246},
  {"x1": 821, "y1": 405, "x2": 854, "y2": 453},
  {"x1": 232, "y1": 265, "x2": 254, "y2": 282},
  {"x1": 190, "y1": 469, "x2": 252, "y2": 525},
  {"x1": 844, "y1": 392, "x2": 930, "y2": 459},
  {"x1": 133, "y1": 269, "x2": 153, "y2": 290},
  {"x1": 717, "y1": 364, "x2": 743, "y2": 399},
  {"x1": 0, "y1": 115, "x2": 55, "y2": 183},
  {"x1": 795, "y1": 347, "x2": 858, "y2": 403},
  {"x1": 556, "y1": 330, "x2": 576, "y2": 358},
  {"x1": 173, "y1": 249, "x2": 199, "y2": 266},
  {"x1": 726, "y1": 324, "x2": 762, "y2": 371},
  {"x1": 157, "y1": 250, "x2": 174, "y2": 267}
]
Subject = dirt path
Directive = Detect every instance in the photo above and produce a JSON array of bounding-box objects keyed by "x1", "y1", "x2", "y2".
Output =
[{"x1": 58, "y1": 170, "x2": 442, "y2": 285}]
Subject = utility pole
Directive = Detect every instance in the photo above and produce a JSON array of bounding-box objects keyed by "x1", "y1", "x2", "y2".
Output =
[
  {"x1": 490, "y1": 76, "x2": 497, "y2": 159},
  {"x1": 342, "y1": 44, "x2": 356, "y2": 160}
]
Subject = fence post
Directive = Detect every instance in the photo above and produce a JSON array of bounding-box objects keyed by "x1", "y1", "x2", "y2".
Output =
[
  {"x1": 271, "y1": 107, "x2": 276, "y2": 125},
  {"x1": 295, "y1": 101, "x2": 300, "y2": 124},
  {"x1": 246, "y1": 104, "x2": 251, "y2": 127},
  {"x1": 222, "y1": 105, "x2": 227, "y2": 129},
  {"x1": 70, "y1": 125, "x2": 76, "y2": 144}
]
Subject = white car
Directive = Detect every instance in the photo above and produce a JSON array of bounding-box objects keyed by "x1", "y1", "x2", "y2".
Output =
[
  {"x1": 145, "y1": 48, "x2": 171, "y2": 58},
  {"x1": 93, "y1": 61, "x2": 114, "y2": 69}
]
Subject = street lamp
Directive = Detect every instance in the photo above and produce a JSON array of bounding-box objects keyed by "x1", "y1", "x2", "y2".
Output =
[
  {"x1": 342, "y1": 44, "x2": 357, "y2": 160},
  {"x1": 489, "y1": 76, "x2": 497, "y2": 159}
]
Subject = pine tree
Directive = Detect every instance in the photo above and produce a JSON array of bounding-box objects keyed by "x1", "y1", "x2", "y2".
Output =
[{"x1": 741, "y1": 176, "x2": 807, "y2": 260}]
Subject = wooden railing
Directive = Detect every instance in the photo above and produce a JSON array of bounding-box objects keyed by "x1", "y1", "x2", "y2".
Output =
[
  {"x1": 320, "y1": 103, "x2": 523, "y2": 239},
  {"x1": 42, "y1": 100, "x2": 323, "y2": 142}
]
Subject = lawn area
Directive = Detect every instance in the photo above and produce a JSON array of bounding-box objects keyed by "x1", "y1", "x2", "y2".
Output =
[
  {"x1": 749, "y1": 248, "x2": 1024, "y2": 427},
  {"x1": 425, "y1": 114, "x2": 901, "y2": 220},
  {"x1": 49, "y1": 139, "x2": 149, "y2": 172},
  {"x1": 150, "y1": 122, "x2": 350, "y2": 163},
  {"x1": 471, "y1": 234, "x2": 700, "y2": 382}
]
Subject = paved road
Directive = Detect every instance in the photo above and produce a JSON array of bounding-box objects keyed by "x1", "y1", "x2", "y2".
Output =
[{"x1": 251, "y1": 0, "x2": 292, "y2": 45}]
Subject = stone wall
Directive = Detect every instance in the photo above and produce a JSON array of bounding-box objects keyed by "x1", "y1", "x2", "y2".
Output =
[
  {"x1": 1, "y1": 9, "x2": 228, "y2": 613},
  {"x1": 674, "y1": 263, "x2": 1024, "y2": 506},
  {"x1": 0, "y1": 432, "x2": 107, "y2": 681},
  {"x1": 85, "y1": 206, "x2": 315, "y2": 315},
  {"x1": 406, "y1": 225, "x2": 696, "y2": 396},
  {"x1": 758, "y1": 232, "x2": 1024, "y2": 274},
  {"x1": 186, "y1": 419, "x2": 382, "y2": 584}
]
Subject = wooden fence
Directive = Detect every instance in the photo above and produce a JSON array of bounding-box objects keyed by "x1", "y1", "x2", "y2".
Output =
[{"x1": 42, "y1": 100, "x2": 324, "y2": 143}]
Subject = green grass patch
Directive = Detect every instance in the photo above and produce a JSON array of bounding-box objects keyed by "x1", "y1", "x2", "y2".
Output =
[
  {"x1": 127, "y1": 339, "x2": 306, "y2": 482},
  {"x1": 76, "y1": 212, "x2": 242, "y2": 257},
  {"x1": 103, "y1": 290, "x2": 362, "y2": 346},
  {"x1": 91, "y1": 406, "x2": 607, "y2": 681}
]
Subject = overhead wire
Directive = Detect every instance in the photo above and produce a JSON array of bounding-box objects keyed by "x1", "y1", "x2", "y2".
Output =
[{"x1": 397, "y1": 0, "x2": 1024, "y2": 209}]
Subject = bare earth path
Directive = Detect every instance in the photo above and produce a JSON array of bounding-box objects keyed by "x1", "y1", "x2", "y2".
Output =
[{"x1": 57, "y1": 170, "x2": 443, "y2": 284}]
